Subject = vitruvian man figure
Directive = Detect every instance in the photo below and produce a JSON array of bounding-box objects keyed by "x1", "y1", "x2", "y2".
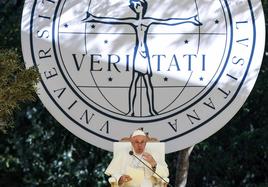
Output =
[{"x1": 83, "y1": 0, "x2": 202, "y2": 116}]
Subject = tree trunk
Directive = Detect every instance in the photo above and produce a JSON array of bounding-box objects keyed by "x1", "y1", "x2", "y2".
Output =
[{"x1": 174, "y1": 146, "x2": 195, "y2": 187}]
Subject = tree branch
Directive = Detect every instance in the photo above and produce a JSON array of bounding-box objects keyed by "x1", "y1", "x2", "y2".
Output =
[{"x1": 175, "y1": 145, "x2": 195, "y2": 187}]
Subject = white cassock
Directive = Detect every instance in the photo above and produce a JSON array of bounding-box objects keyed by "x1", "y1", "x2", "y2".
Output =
[{"x1": 105, "y1": 148, "x2": 169, "y2": 187}]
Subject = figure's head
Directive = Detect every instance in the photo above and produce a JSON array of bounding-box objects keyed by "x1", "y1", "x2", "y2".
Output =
[
  {"x1": 130, "y1": 129, "x2": 147, "y2": 154},
  {"x1": 129, "y1": 0, "x2": 148, "y2": 17}
]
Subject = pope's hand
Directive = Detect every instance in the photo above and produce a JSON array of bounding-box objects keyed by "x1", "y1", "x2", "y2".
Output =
[
  {"x1": 142, "y1": 152, "x2": 157, "y2": 167},
  {"x1": 118, "y1": 175, "x2": 132, "y2": 185}
]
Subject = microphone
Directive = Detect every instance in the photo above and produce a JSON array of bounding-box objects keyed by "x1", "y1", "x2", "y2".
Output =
[{"x1": 129, "y1": 151, "x2": 172, "y2": 187}]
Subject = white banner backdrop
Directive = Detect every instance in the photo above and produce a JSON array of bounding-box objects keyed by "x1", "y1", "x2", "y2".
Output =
[{"x1": 21, "y1": 0, "x2": 265, "y2": 153}]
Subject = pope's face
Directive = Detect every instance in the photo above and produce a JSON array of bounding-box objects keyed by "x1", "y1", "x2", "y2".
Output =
[{"x1": 131, "y1": 135, "x2": 147, "y2": 154}]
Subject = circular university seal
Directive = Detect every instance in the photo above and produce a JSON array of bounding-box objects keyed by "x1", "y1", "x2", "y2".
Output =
[{"x1": 21, "y1": 0, "x2": 265, "y2": 153}]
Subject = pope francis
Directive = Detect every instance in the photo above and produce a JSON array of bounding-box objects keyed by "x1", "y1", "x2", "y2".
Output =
[{"x1": 105, "y1": 129, "x2": 169, "y2": 187}]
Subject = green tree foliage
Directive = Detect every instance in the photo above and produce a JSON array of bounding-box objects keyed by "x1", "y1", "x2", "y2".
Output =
[
  {"x1": 0, "y1": 49, "x2": 39, "y2": 130},
  {"x1": 0, "y1": 0, "x2": 22, "y2": 48},
  {"x1": 0, "y1": 104, "x2": 112, "y2": 186},
  {"x1": 0, "y1": 0, "x2": 268, "y2": 186}
]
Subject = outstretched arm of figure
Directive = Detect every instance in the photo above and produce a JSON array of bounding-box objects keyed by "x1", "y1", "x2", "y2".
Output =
[
  {"x1": 147, "y1": 15, "x2": 202, "y2": 26},
  {"x1": 82, "y1": 11, "x2": 135, "y2": 25}
]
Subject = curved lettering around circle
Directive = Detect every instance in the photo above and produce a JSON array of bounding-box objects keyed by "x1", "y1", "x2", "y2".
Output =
[{"x1": 21, "y1": 0, "x2": 265, "y2": 153}]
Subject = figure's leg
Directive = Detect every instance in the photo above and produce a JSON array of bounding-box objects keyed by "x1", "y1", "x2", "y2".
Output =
[
  {"x1": 143, "y1": 74, "x2": 158, "y2": 116},
  {"x1": 126, "y1": 72, "x2": 140, "y2": 116}
]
